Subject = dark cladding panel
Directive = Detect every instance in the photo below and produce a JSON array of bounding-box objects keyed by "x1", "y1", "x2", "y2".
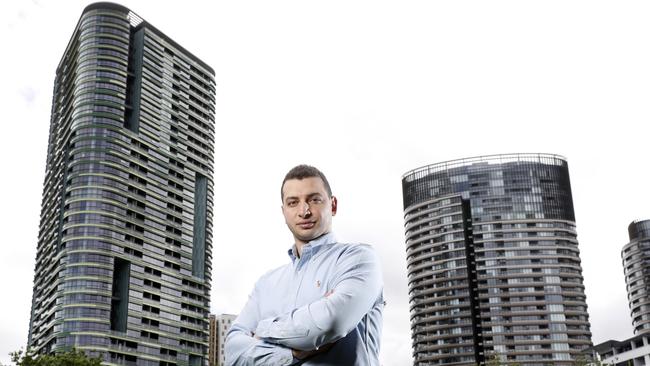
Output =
[
  {"x1": 110, "y1": 258, "x2": 131, "y2": 332},
  {"x1": 124, "y1": 27, "x2": 144, "y2": 133},
  {"x1": 192, "y1": 173, "x2": 207, "y2": 279},
  {"x1": 461, "y1": 199, "x2": 485, "y2": 365}
]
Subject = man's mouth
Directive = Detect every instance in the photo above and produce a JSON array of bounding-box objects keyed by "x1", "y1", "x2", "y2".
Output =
[{"x1": 297, "y1": 222, "x2": 315, "y2": 229}]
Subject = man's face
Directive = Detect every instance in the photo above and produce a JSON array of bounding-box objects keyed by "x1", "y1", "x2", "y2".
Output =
[{"x1": 282, "y1": 177, "x2": 337, "y2": 245}]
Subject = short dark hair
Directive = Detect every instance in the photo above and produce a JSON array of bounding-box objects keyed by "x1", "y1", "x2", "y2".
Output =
[{"x1": 281, "y1": 164, "x2": 332, "y2": 200}]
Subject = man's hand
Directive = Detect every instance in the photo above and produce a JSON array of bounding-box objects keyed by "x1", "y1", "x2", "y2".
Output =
[{"x1": 292, "y1": 342, "x2": 334, "y2": 360}]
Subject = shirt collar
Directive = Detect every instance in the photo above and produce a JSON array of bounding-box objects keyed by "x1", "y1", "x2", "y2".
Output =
[{"x1": 287, "y1": 232, "x2": 337, "y2": 262}]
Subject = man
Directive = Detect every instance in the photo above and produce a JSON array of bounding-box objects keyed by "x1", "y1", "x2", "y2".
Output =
[{"x1": 225, "y1": 165, "x2": 384, "y2": 365}]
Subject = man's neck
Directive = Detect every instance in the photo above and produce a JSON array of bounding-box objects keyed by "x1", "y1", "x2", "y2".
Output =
[{"x1": 293, "y1": 232, "x2": 332, "y2": 258}]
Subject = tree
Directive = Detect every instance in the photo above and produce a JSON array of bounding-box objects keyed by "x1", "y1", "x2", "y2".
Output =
[
  {"x1": 9, "y1": 349, "x2": 102, "y2": 366},
  {"x1": 486, "y1": 352, "x2": 521, "y2": 366},
  {"x1": 573, "y1": 354, "x2": 589, "y2": 366},
  {"x1": 572, "y1": 354, "x2": 608, "y2": 366}
]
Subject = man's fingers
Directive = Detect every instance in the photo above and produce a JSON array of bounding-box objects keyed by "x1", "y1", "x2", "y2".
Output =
[
  {"x1": 320, "y1": 342, "x2": 334, "y2": 351},
  {"x1": 292, "y1": 342, "x2": 336, "y2": 360}
]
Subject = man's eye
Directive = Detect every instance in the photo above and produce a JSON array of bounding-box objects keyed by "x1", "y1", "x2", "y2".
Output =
[
  {"x1": 287, "y1": 201, "x2": 298, "y2": 207},
  {"x1": 310, "y1": 197, "x2": 323, "y2": 204}
]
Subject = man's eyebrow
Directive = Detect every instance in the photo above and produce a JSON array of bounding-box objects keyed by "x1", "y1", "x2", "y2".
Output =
[{"x1": 284, "y1": 193, "x2": 323, "y2": 202}]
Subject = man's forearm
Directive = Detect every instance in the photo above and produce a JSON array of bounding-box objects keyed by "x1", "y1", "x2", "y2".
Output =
[
  {"x1": 225, "y1": 327, "x2": 296, "y2": 366},
  {"x1": 225, "y1": 280, "x2": 297, "y2": 366}
]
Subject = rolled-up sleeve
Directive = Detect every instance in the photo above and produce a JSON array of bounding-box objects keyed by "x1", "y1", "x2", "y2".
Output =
[
  {"x1": 255, "y1": 244, "x2": 383, "y2": 351},
  {"x1": 225, "y1": 279, "x2": 297, "y2": 366}
]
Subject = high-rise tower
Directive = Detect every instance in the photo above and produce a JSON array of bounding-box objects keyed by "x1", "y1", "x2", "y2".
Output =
[
  {"x1": 402, "y1": 154, "x2": 592, "y2": 366},
  {"x1": 28, "y1": 3, "x2": 215, "y2": 366},
  {"x1": 622, "y1": 220, "x2": 650, "y2": 335}
]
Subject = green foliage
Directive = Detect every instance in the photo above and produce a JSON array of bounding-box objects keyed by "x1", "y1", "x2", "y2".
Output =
[
  {"x1": 572, "y1": 354, "x2": 608, "y2": 366},
  {"x1": 487, "y1": 352, "x2": 609, "y2": 366},
  {"x1": 485, "y1": 352, "x2": 521, "y2": 366},
  {"x1": 486, "y1": 352, "x2": 502, "y2": 366},
  {"x1": 573, "y1": 354, "x2": 589, "y2": 366},
  {"x1": 9, "y1": 349, "x2": 102, "y2": 366}
]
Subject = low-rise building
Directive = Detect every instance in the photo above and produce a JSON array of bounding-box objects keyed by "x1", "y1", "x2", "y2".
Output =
[
  {"x1": 589, "y1": 334, "x2": 650, "y2": 366},
  {"x1": 209, "y1": 314, "x2": 237, "y2": 366}
]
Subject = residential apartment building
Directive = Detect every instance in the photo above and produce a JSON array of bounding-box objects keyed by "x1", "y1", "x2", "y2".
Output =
[
  {"x1": 402, "y1": 154, "x2": 592, "y2": 365},
  {"x1": 623, "y1": 220, "x2": 650, "y2": 335},
  {"x1": 587, "y1": 220, "x2": 650, "y2": 366},
  {"x1": 27, "y1": 3, "x2": 215, "y2": 366}
]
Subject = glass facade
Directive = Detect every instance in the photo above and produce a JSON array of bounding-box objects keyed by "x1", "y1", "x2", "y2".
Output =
[
  {"x1": 402, "y1": 154, "x2": 592, "y2": 366},
  {"x1": 623, "y1": 220, "x2": 650, "y2": 335},
  {"x1": 27, "y1": 4, "x2": 215, "y2": 366}
]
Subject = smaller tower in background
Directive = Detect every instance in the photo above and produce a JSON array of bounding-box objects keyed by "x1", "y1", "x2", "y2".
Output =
[
  {"x1": 209, "y1": 314, "x2": 237, "y2": 366},
  {"x1": 623, "y1": 220, "x2": 650, "y2": 334}
]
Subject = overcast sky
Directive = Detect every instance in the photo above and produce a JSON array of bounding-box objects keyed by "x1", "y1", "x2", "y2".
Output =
[{"x1": 1, "y1": 1, "x2": 650, "y2": 365}]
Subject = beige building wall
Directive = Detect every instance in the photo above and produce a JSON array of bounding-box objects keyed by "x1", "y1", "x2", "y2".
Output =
[{"x1": 209, "y1": 314, "x2": 237, "y2": 366}]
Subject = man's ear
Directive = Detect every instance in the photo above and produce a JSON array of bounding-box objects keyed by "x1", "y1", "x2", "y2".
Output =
[{"x1": 331, "y1": 196, "x2": 338, "y2": 216}]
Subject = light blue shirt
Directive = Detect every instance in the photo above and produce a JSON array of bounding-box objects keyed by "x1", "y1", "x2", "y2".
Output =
[{"x1": 225, "y1": 232, "x2": 384, "y2": 365}]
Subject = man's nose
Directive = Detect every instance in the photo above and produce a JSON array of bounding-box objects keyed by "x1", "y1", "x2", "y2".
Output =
[{"x1": 298, "y1": 202, "x2": 311, "y2": 217}]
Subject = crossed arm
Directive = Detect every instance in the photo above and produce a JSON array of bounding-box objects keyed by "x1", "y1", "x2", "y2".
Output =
[
  {"x1": 224, "y1": 245, "x2": 382, "y2": 366},
  {"x1": 223, "y1": 278, "x2": 295, "y2": 366}
]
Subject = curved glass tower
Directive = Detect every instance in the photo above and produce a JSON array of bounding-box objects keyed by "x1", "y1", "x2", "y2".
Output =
[
  {"x1": 623, "y1": 220, "x2": 650, "y2": 335},
  {"x1": 402, "y1": 154, "x2": 592, "y2": 366},
  {"x1": 27, "y1": 3, "x2": 215, "y2": 366}
]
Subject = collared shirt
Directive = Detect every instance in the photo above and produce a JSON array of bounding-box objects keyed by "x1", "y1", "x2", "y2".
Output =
[{"x1": 225, "y1": 232, "x2": 384, "y2": 366}]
